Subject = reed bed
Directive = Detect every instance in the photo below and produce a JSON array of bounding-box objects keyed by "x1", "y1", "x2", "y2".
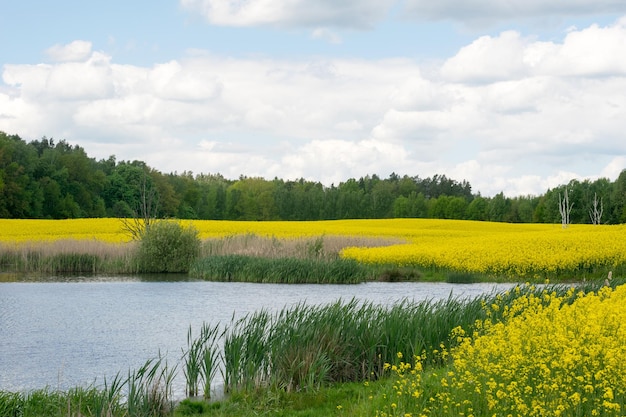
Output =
[
  {"x1": 0, "y1": 239, "x2": 139, "y2": 274},
  {"x1": 0, "y1": 356, "x2": 175, "y2": 417},
  {"x1": 220, "y1": 294, "x2": 492, "y2": 393},
  {"x1": 200, "y1": 234, "x2": 402, "y2": 261},
  {"x1": 192, "y1": 235, "x2": 401, "y2": 283},
  {"x1": 189, "y1": 255, "x2": 370, "y2": 283}
]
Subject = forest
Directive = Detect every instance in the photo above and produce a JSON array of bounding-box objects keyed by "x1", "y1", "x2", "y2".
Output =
[{"x1": 1, "y1": 131, "x2": 625, "y2": 224}]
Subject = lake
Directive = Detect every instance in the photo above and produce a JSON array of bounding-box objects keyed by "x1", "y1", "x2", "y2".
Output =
[{"x1": 0, "y1": 276, "x2": 515, "y2": 398}]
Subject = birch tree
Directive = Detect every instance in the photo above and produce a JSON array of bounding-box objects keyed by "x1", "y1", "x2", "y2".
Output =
[
  {"x1": 559, "y1": 187, "x2": 573, "y2": 228},
  {"x1": 589, "y1": 192, "x2": 603, "y2": 225}
]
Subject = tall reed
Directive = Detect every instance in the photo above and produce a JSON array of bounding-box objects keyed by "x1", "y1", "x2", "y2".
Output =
[
  {"x1": 182, "y1": 322, "x2": 222, "y2": 399},
  {"x1": 190, "y1": 255, "x2": 369, "y2": 283},
  {"x1": 0, "y1": 240, "x2": 138, "y2": 274},
  {"x1": 126, "y1": 355, "x2": 176, "y2": 417},
  {"x1": 223, "y1": 310, "x2": 272, "y2": 393},
  {"x1": 0, "y1": 355, "x2": 175, "y2": 417},
  {"x1": 200, "y1": 324, "x2": 221, "y2": 400},
  {"x1": 219, "y1": 294, "x2": 491, "y2": 393}
]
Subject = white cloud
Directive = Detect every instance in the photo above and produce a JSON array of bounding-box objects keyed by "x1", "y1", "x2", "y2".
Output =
[
  {"x1": 277, "y1": 138, "x2": 412, "y2": 184},
  {"x1": 601, "y1": 156, "x2": 626, "y2": 180},
  {"x1": 439, "y1": 19, "x2": 626, "y2": 82},
  {"x1": 45, "y1": 40, "x2": 93, "y2": 62},
  {"x1": 441, "y1": 31, "x2": 529, "y2": 82},
  {"x1": 149, "y1": 60, "x2": 222, "y2": 101},
  {"x1": 311, "y1": 27, "x2": 342, "y2": 44},
  {"x1": 180, "y1": 0, "x2": 393, "y2": 28},
  {"x1": 534, "y1": 21, "x2": 626, "y2": 76},
  {"x1": 4, "y1": 51, "x2": 113, "y2": 101}
]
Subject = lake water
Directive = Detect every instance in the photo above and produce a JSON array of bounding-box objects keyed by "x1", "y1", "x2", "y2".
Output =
[{"x1": 0, "y1": 276, "x2": 515, "y2": 398}]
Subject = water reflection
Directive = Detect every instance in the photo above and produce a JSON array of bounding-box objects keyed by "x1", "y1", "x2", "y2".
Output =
[{"x1": 0, "y1": 272, "x2": 197, "y2": 283}]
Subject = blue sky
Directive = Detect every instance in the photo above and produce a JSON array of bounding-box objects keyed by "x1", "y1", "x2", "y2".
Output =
[{"x1": 1, "y1": 0, "x2": 626, "y2": 196}]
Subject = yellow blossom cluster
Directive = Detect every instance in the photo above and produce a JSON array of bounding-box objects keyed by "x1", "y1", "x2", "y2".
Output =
[
  {"x1": 379, "y1": 284, "x2": 626, "y2": 417},
  {"x1": 453, "y1": 284, "x2": 626, "y2": 416},
  {"x1": 376, "y1": 355, "x2": 425, "y2": 417}
]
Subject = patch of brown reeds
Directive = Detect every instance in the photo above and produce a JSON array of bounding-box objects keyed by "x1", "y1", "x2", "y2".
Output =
[
  {"x1": 0, "y1": 239, "x2": 138, "y2": 274},
  {"x1": 200, "y1": 234, "x2": 404, "y2": 261}
]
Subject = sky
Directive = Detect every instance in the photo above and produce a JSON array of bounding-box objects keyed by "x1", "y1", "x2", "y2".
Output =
[{"x1": 1, "y1": 1, "x2": 626, "y2": 197}]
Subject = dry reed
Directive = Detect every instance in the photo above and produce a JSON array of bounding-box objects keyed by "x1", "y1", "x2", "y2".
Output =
[
  {"x1": 0, "y1": 239, "x2": 138, "y2": 274},
  {"x1": 201, "y1": 234, "x2": 403, "y2": 260}
]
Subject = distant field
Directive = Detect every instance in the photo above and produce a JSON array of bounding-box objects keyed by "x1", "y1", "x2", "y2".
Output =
[{"x1": 1, "y1": 218, "x2": 623, "y2": 278}]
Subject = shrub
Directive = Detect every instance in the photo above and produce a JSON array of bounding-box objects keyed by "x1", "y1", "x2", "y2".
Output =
[{"x1": 137, "y1": 221, "x2": 200, "y2": 273}]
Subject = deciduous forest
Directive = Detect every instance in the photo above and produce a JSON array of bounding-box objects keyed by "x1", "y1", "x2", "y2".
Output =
[{"x1": 1, "y1": 131, "x2": 625, "y2": 223}]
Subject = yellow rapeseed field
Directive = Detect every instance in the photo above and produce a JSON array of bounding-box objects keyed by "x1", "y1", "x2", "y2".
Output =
[
  {"x1": 1, "y1": 218, "x2": 624, "y2": 277},
  {"x1": 340, "y1": 220, "x2": 626, "y2": 277},
  {"x1": 0, "y1": 218, "x2": 130, "y2": 243},
  {"x1": 380, "y1": 284, "x2": 626, "y2": 416}
]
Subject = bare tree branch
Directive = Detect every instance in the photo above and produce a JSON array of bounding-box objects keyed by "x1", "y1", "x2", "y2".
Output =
[{"x1": 120, "y1": 171, "x2": 160, "y2": 240}]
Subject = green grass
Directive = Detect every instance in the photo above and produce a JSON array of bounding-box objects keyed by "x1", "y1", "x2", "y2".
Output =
[
  {"x1": 189, "y1": 255, "x2": 371, "y2": 283},
  {"x1": 0, "y1": 357, "x2": 175, "y2": 417},
  {"x1": 173, "y1": 380, "x2": 379, "y2": 417}
]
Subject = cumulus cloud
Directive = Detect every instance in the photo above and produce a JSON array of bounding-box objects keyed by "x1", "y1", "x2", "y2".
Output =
[
  {"x1": 602, "y1": 156, "x2": 626, "y2": 179},
  {"x1": 440, "y1": 20, "x2": 626, "y2": 83},
  {"x1": 535, "y1": 21, "x2": 626, "y2": 76},
  {"x1": 46, "y1": 40, "x2": 93, "y2": 62},
  {"x1": 4, "y1": 51, "x2": 113, "y2": 101},
  {"x1": 2, "y1": 20, "x2": 626, "y2": 196},
  {"x1": 441, "y1": 31, "x2": 529, "y2": 82},
  {"x1": 179, "y1": 0, "x2": 393, "y2": 28},
  {"x1": 311, "y1": 28, "x2": 342, "y2": 44},
  {"x1": 271, "y1": 138, "x2": 413, "y2": 185}
]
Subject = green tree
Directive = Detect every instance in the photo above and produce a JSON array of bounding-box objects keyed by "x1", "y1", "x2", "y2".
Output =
[
  {"x1": 336, "y1": 178, "x2": 366, "y2": 219},
  {"x1": 226, "y1": 177, "x2": 278, "y2": 220},
  {"x1": 369, "y1": 179, "x2": 396, "y2": 218},
  {"x1": 488, "y1": 192, "x2": 511, "y2": 222},
  {"x1": 610, "y1": 170, "x2": 626, "y2": 224},
  {"x1": 0, "y1": 132, "x2": 42, "y2": 217},
  {"x1": 466, "y1": 196, "x2": 489, "y2": 221}
]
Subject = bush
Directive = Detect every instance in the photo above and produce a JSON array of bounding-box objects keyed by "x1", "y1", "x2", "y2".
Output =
[{"x1": 137, "y1": 221, "x2": 200, "y2": 273}]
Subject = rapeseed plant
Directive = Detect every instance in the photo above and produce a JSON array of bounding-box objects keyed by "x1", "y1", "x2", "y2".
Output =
[{"x1": 376, "y1": 283, "x2": 626, "y2": 417}]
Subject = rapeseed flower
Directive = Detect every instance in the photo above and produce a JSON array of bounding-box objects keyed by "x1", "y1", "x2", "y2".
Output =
[{"x1": 377, "y1": 284, "x2": 626, "y2": 417}]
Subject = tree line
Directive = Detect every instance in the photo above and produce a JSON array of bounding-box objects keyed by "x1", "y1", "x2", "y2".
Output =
[{"x1": 1, "y1": 131, "x2": 625, "y2": 224}]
